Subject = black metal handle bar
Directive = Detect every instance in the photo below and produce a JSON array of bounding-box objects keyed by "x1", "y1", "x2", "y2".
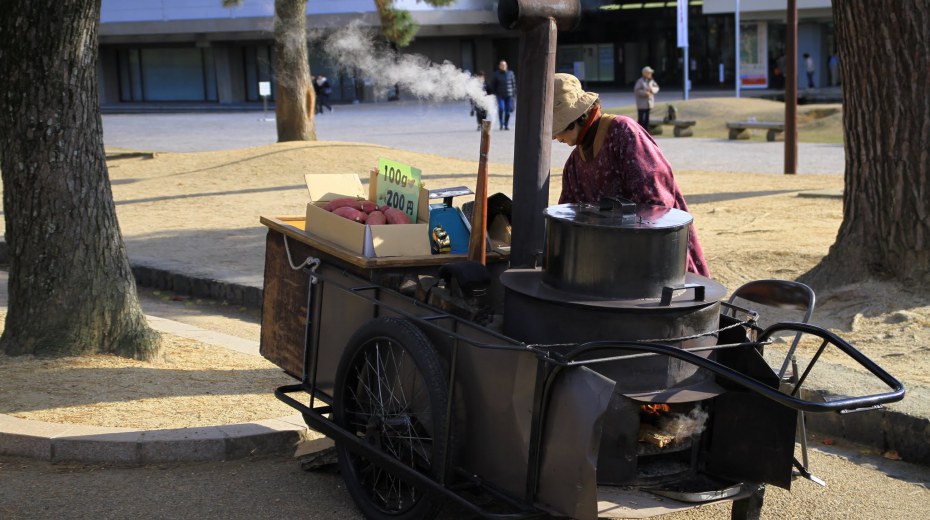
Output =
[{"x1": 555, "y1": 324, "x2": 905, "y2": 414}]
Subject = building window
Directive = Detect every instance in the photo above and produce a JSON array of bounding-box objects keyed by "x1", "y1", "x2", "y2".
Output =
[{"x1": 116, "y1": 47, "x2": 218, "y2": 102}]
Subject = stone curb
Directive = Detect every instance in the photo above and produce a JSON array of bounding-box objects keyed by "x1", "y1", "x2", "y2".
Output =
[
  {"x1": 131, "y1": 262, "x2": 263, "y2": 309},
  {"x1": 0, "y1": 413, "x2": 311, "y2": 464}
]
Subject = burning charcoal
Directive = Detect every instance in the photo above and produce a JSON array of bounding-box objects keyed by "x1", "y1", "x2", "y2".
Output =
[{"x1": 638, "y1": 424, "x2": 674, "y2": 448}]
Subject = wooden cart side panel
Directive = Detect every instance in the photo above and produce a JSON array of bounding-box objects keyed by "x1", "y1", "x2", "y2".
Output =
[{"x1": 260, "y1": 230, "x2": 309, "y2": 379}]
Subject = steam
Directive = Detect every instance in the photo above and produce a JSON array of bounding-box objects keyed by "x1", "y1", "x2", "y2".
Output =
[{"x1": 318, "y1": 22, "x2": 497, "y2": 118}]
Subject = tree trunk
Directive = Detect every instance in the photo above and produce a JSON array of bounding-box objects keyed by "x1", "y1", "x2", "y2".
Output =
[
  {"x1": 801, "y1": 0, "x2": 930, "y2": 288},
  {"x1": 0, "y1": 0, "x2": 159, "y2": 359},
  {"x1": 274, "y1": 0, "x2": 316, "y2": 141}
]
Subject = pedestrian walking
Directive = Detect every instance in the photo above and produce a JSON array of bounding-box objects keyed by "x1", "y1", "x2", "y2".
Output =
[
  {"x1": 804, "y1": 53, "x2": 815, "y2": 88},
  {"x1": 315, "y1": 74, "x2": 333, "y2": 114},
  {"x1": 633, "y1": 66, "x2": 659, "y2": 129},
  {"x1": 489, "y1": 60, "x2": 516, "y2": 130},
  {"x1": 470, "y1": 71, "x2": 489, "y2": 131}
]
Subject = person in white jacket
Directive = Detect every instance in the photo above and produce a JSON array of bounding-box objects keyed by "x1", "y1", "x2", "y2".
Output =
[{"x1": 634, "y1": 66, "x2": 660, "y2": 129}]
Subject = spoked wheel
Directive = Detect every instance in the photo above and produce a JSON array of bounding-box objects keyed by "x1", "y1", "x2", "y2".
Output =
[{"x1": 333, "y1": 317, "x2": 451, "y2": 520}]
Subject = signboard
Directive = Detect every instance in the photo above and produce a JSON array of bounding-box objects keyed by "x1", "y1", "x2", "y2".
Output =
[
  {"x1": 259, "y1": 81, "x2": 271, "y2": 97},
  {"x1": 739, "y1": 22, "x2": 769, "y2": 88},
  {"x1": 677, "y1": 0, "x2": 688, "y2": 48},
  {"x1": 376, "y1": 158, "x2": 422, "y2": 222}
]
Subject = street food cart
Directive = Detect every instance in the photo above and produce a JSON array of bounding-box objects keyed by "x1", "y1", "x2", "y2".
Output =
[{"x1": 258, "y1": 209, "x2": 904, "y2": 520}]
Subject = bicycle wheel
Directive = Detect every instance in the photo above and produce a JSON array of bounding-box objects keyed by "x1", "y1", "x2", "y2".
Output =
[{"x1": 333, "y1": 317, "x2": 450, "y2": 520}]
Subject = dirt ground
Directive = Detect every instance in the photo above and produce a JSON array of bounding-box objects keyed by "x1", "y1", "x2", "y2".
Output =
[{"x1": 0, "y1": 141, "x2": 926, "y2": 429}]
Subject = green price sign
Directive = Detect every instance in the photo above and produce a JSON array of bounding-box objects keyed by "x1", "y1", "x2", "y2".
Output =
[{"x1": 377, "y1": 158, "x2": 422, "y2": 222}]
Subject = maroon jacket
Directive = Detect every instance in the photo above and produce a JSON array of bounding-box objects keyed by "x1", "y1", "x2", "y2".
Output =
[{"x1": 558, "y1": 114, "x2": 710, "y2": 277}]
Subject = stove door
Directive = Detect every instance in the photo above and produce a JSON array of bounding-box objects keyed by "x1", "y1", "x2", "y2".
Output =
[
  {"x1": 705, "y1": 339, "x2": 798, "y2": 489},
  {"x1": 704, "y1": 390, "x2": 798, "y2": 489}
]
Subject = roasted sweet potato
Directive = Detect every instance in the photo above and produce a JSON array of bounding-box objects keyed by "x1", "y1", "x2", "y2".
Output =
[
  {"x1": 324, "y1": 197, "x2": 364, "y2": 212},
  {"x1": 383, "y1": 207, "x2": 411, "y2": 224},
  {"x1": 332, "y1": 206, "x2": 368, "y2": 223},
  {"x1": 366, "y1": 210, "x2": 387, "y2": 225},
  {"x1": 360, "y1": 200, "x2": 379, "y2": 214}
]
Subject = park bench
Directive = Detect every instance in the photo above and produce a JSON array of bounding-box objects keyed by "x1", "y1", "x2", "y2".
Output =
[
  {"x1": 648, "y1": 119, "x2": 697, "y2": 137},
  {"x1": 727, "y1": 120, "x2": 785, "y2": 141}
]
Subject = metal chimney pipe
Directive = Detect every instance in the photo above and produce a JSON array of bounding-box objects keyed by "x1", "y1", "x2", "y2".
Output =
[
  {"x1": 498, "y1": 0, "x2": 581, "y2": 268},
  {"x1": 785, "y1": 0, "x2": 798, "y2": 174}
]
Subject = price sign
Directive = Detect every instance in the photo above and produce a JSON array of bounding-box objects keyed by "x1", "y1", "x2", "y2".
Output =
[{"x1": 376, "y1": 158, "x2": 422, "y2": 222}]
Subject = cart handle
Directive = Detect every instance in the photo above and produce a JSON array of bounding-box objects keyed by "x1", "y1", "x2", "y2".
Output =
[{"x1": 556, "y1": 322, "x2": 905, "y2": 414}]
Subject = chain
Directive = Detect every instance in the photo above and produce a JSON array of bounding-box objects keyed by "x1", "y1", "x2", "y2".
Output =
[{"x1": 526, "y1": 315, "x2": 757, "y2": 351}]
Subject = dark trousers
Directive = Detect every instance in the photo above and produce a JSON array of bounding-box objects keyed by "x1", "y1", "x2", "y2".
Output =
[
  {"x1": 637, "y1": 109, "x2": 651, "y2": 129},
  {"x1": 475, "y1": 109, "x2": 487, "y2": 129},
  {"x1": 806, "y1": 71, "x2": 815, "y2": 88},
  {"x1": 316, "y1": 95, "x2": 331, "y2": 113}
]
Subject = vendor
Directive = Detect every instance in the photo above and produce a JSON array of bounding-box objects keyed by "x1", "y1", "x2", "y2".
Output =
[{"x1": 551, "y1": 73, "x2": 710, "y2": 277}]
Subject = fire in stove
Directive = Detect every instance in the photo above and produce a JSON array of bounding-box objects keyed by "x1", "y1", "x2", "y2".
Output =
[{"x1": 639, "y1": 404, "x2": 709, "y2": 449}]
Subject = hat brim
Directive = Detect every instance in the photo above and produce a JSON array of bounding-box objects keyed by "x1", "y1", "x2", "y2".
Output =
[{"x1": 551, "y1": 92, "x2": 598, "y2": 138}]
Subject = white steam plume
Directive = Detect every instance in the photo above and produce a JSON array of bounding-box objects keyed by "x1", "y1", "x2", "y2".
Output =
[{"x1": 319, "y1": 22, "x2": 497, "y2": 119}]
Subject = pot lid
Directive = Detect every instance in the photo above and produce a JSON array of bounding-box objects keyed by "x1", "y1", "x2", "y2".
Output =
[{"x1": 544, "y1": 198, "x2": 692, "y2": 230}]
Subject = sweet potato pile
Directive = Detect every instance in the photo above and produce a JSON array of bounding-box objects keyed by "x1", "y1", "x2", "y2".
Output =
[{"x1": 322, "y1": 198, "x2": 411, "y2": 225}]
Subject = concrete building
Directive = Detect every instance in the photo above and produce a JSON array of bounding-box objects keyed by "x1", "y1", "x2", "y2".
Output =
[
  {"x1": 703, "y1": 0, "x2": 837, "y2": 90},
  {"x1": 97, "y1": 0, "x2": 836, "y2": 108}
]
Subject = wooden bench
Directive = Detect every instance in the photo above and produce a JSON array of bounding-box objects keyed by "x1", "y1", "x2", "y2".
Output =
[
  {"x1": 726, "y1": 121, "x2": 785, "y2": 141},
  {"x1": 648, "y1": 119, "x2": 696, "y2": 137}
]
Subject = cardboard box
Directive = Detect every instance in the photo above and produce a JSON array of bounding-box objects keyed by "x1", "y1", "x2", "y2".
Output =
[{"x1": 304, "y1": 171, "x2": 431, "y2": 257}]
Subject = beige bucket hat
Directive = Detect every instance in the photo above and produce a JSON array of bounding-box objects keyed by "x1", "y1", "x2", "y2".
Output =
[{"x1": 552, "y1": 73, "x2": 599, "y2": 138}]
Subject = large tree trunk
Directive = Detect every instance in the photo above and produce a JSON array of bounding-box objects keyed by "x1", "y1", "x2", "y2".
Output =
[
  {"x1": 0, "y1": 0, "x2": 159, "y2": 359},
  {"x1": 802, "y1": 0, "x2": 930, "y2": 288},
  {"x1": 274, "y1": 0, "x2": 316, "y2": 141}
]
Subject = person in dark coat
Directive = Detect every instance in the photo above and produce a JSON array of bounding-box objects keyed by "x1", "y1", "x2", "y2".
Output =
[
  {"x1": 489, "y1": 60, "x2": 516, "y2": 130},
  {"x1": 315, "y1": 74, "x2": 332, "y2": 114},
  {"x1": 470, "y1": 71, "x2": 489, "y2": 130}
]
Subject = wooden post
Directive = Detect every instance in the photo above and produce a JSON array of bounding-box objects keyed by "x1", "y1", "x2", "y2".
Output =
[{"x1": 468, "y1": 121, "x2": 491, "y2": 265}]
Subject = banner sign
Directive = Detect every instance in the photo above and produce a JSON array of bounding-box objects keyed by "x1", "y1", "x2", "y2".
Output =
[
  {"x1": 739, "y1": 22, "x2": 769, "y2": 88},
  {"x1": 677, "y1": 0, "x2": 688, "y2": 48}
]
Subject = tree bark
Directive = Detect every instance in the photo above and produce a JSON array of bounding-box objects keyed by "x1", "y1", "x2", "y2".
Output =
[
  {"x1": 0, "y1": 0, "x2": 159, "y2": 358},
  {"x1": 801, "y1": 0, "x2": 930, "y2": 288},
  {"x1": 274, "y1": 0, "x2": 316, "y2": 141}
]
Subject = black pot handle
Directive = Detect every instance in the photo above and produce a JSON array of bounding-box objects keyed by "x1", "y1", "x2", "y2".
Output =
[
  {"x1": 599, "y1": 197, "x2": 636, "y2": 215},
  {"x1": 660, "y1": 283, "x2": 706, "y2": 306}
]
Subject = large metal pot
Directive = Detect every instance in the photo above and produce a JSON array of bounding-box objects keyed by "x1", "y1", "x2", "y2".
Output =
[
  {"x1": 543, "y1": 199, "x2": 691, "y2": 299},
  {"x1": 503, "y1": 198, "x2": 725, "y2": 397}
]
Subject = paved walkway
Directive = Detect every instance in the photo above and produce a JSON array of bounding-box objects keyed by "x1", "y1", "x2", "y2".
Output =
[{"x1": 102, "y1": 94, "x2": 846, "y2": 175}]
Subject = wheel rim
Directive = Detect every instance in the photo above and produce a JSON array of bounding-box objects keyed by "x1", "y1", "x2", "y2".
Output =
[{"x1": 342, "y1": 337, "x2": 436, "y2": 514}]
